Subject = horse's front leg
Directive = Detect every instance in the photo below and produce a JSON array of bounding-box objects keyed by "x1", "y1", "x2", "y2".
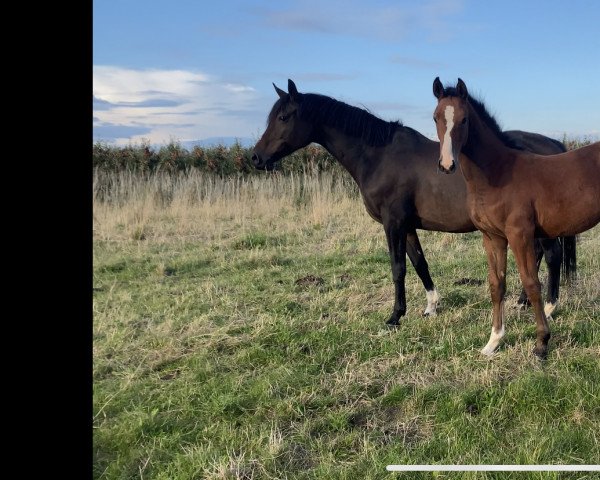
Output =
[
  {"x1": 384, "y1": 221, "x2": 408, "y2": 326},
  {"x1": 406, "y1": 230, "x2": 439, "y2": 316},
  {"x1": 481, "y1": 232, "x2": 508, "y2": 356},
  {"x1": 508, "y1": 229, "x2": 550, "y2": 358},
  {"x1": 517, "y1": 238, "x2": 543, "y2": 308}
]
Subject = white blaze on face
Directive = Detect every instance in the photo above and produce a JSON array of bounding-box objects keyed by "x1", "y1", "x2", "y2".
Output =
[{"x1": 440, "y1": 105, "x2": 455, "y2": 170}]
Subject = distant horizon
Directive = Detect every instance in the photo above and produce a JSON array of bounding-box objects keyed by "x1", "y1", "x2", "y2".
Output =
[{"x1": 93, "y1": 132, "x2": 598, "y2": 150}]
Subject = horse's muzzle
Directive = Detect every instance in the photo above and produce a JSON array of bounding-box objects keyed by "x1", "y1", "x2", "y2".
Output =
[
  {"x1": 438, "y1": 159, "x2": 456, "y2": 174},
  {"x1": 251, "y1": 152, "x2": 275, "y2": 171}
]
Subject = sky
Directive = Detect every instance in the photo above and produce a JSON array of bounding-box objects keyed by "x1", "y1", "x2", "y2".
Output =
[{"x1": 93, "y1": 0, "x2": 600, "y2": 147}]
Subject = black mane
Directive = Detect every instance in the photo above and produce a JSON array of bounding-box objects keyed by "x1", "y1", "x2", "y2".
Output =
[
  {"x1": 443, "y1": 87, "x2": 523, "y2": 150},
  {"x1": 269, "y1": 93, "x2": 402, "y2": 147}
]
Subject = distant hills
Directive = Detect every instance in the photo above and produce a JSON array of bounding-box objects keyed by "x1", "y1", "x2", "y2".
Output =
[{"x1": 181, "y1": 137, "x2": 255, "y2": 149}]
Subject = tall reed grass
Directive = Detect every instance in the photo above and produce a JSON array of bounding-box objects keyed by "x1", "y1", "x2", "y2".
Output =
[{"x1": 93, "y1": 168, "x2": 362, "y2": 244}]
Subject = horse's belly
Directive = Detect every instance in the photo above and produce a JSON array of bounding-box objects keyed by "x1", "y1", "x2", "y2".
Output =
[
  {"x1": 418, "y1": 216, "x2": 475, "y2": 233},
  {"x1": 413, "y1": 190, "x2": 474, "y2": 232},
  {"x1": 537, "y1": 211, "x2": 600, "y2": 237},
  {"x1": 535, "y1": 187, "x2": 600, "y2": 236}
]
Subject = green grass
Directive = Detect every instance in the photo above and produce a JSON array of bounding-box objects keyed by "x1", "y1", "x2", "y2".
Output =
[{"x1": 93, "y1": 170, "x2": 600, "y2": 479}]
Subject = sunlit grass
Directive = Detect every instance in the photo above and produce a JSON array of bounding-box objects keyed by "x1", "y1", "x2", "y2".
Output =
[{"x1": 93, "y1": 169, "x2": 599, "y2": 479}]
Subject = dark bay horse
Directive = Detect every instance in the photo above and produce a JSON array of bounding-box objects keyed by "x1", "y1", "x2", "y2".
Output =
[
  {"x1": 252, "y1": 79, "x2": 576, "y2": 327},
  {"x1": 432, "y1": 77, "x2": 599, "y2": 358}
]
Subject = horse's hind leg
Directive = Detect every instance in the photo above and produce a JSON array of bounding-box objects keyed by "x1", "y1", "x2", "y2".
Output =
[
  {"x1": 540, "y1": 238, "x2": 562, "y2": 318},
  {"x1": 481, "y1": 232, "x2": 508, "y2": 356},
  {"x1": 406, "y1": 230, "x2": 439, "y2": 316},
  {"x1": 561, "y1": 235, "x2": 577, "y2": 285},
  {"x1": 508, "y1": 230, "x2": 550, "y2": 359}
]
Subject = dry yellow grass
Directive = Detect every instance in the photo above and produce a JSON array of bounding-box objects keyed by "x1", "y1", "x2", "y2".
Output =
[{"x1": 93, "y1": 169, "x2": 380, "y2": 249}]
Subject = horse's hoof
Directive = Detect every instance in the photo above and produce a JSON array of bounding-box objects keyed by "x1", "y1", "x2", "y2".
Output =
[
  {"x1": 385, "y1": 317, "x2": 400, "y2": 328},
  {"x1": 532, "y1": 346, "x2": 548, "y2": 360},
  {"x1": 480, "y1": 345, "x2": 497, "y2": 357}
]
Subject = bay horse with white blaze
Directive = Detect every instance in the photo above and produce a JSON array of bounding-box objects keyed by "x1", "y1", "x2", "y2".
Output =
[
  {"x1": 432, "y1": 77, "x2": 600, "y2": 358},
  {"x1": 252, "y1": 79, "x2": 576, "y2": 328}
]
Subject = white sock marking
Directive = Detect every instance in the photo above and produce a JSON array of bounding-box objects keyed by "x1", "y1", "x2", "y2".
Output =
[
  {"x1": 424, "y1": 289, "x2": 440, "y2": 316},
  {"x1": 440, "y1": 105, "x2": 455, "y2": 170},
  {"x1": 481, "y1": 301, "x2": 505, "y2": 356},
  {"x1": 544, "y1": 302, "x2": 556, "y2": 317}
]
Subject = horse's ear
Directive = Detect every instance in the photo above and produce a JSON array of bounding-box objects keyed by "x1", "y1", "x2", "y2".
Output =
[
  {"x1": 288, "y1": 79, "x2": 299, "y2": 101},
  {"x1": 433, "y1": 77, "x2": 445, "y2": 99},
  {"x1": 457, "y1": 78, "x2": 468, "y2": 99},
  {"x1": 273, "y1": 83, "x2": 287, "y2": 100}
]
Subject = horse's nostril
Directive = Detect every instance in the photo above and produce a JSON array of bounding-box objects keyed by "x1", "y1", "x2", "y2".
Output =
[
  {"x1": 438, "y1": 159, "x2": 451, "y2": 174},
  {"x1": 251, "y1": 153, "x2": 259, "y2": 164}
]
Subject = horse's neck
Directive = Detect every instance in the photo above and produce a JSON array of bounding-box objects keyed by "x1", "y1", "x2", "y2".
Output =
[
  {"x1": 460, "y1": 107, "x2": 509, "y2": 184},
  {"x1": 315, "y1": 125, "x2": 381, "y2": 185}
]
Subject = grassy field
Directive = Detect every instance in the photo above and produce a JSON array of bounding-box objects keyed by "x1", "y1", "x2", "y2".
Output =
[{"x1": 93, "y1": 169, "x2": 599, "y2": 479}]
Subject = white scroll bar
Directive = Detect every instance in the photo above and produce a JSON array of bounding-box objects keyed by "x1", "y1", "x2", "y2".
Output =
[{"x1": 386, "y1": 465, "x2": 600, "y2": 472}]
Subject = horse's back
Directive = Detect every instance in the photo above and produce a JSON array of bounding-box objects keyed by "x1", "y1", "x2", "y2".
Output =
[
  {"x1": 504, "y1": 130, "x2": 566, "y2": 155},
  {"x1": 543, "y1": 141, "x2": 600, "y2": 172}
]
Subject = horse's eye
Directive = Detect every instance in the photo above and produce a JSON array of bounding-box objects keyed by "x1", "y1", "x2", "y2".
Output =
[
  {"x1": 433, "y1": 117, "x2": 438, "y2": 123},
  {"x1": 461, "y1": 117, "x2": 467, "y2": 125},
  {"x1": 278, "y1": 114, "x2": 289, "y2": 122}
]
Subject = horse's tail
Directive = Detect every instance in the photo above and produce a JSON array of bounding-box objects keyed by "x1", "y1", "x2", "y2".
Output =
[{"x1": 561, "y1": 235, "x2": 577, "y2": 284}]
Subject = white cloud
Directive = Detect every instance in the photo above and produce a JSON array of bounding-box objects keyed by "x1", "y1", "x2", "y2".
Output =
[
  {"x1": 257, "y1": 0, "x2": 465, "y2": 42},
  {"x1": 93, "y1": 66, "x2": 261, "y2": 145}
]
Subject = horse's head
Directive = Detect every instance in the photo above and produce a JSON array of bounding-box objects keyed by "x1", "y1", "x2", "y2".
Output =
[
  {"x1": 432, "y1": 77, "x2": 469, "y2": 174},
  {"x1": 252, "y1": 79, "x2": 313, "y2": 170}
]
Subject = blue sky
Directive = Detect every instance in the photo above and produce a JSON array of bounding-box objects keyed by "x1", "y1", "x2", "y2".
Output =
[{"x1": 93, "y1": 0, "x2": 600, "y2": 146}]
